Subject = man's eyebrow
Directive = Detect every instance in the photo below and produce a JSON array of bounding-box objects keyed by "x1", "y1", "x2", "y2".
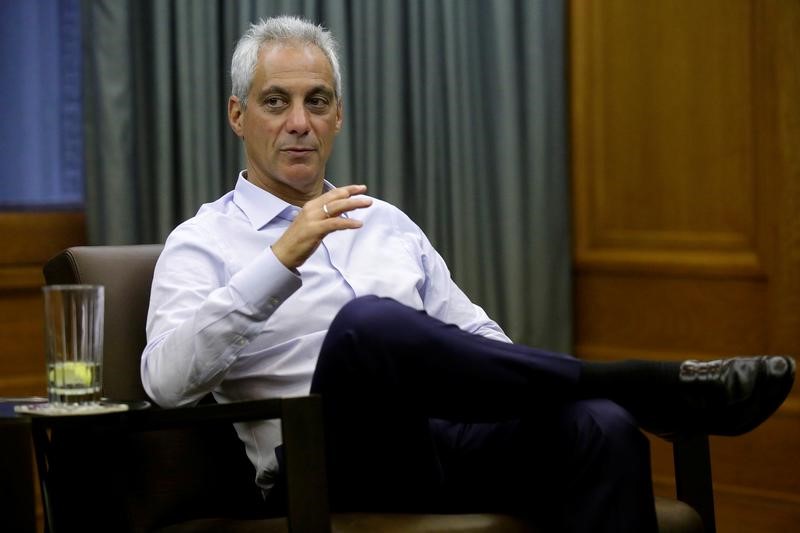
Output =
[
  {"x1": 259, "y1": 86, "x2": 290, "y2": 97},
  {"x1": 256, "y1": 85, "x2": 335, "y2": 99},
  {"x1": 307, "y1": 85, "x2": 335, "y2": 98}
]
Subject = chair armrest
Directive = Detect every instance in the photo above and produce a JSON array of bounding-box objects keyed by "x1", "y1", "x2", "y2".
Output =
[
  {"x1": 31, "y1": 396, "x2": 331, "y2": 533},
  {"x1": 672, "y1": 434, "x2": 716, "y2": 533}
]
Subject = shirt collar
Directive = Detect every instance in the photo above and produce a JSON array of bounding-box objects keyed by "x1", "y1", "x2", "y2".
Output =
[{"x1": 233, "y1": 171, "x2": 338, "y2": 230}]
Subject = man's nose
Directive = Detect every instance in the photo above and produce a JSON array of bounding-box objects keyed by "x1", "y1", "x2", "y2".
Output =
[{"x1": 285, "y1": 103, "x2": 311, "y2": 135}]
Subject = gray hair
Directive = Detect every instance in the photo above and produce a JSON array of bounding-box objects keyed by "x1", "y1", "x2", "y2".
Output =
[{"x1": 230, "y1": 16, "x2": 342, "y2": 109}]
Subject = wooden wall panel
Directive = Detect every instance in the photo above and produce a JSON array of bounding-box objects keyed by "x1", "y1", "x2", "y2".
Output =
[
  {"x1": 575, "y1": 274, "x2": 768, "y2": 357},
  {"x1": 573, "y1": 0, "x2": 762, "y2": 277},
  {"x1": 760, "y1": 0, "x2": 800, "y2": 357},
  {"x1": 570, "y1": 0, "x2": 800, "y2": 530},
  {"x1": 0, "y1": 212, "x2": 86, "y2": 397}
]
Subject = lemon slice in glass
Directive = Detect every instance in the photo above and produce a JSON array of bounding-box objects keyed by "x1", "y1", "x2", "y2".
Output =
[{"x1": 49, "y1": 361, "x2": 96, "y2": 387}]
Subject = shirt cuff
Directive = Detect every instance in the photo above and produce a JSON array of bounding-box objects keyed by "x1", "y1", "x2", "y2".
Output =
[{"x1": 228, "y1": 247, "x2": 302, "y2": 316}]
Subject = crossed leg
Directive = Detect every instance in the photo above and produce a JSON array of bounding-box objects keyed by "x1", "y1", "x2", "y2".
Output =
[{"x1": 310, "y1": 296, "x2": 658, "y2": 531}]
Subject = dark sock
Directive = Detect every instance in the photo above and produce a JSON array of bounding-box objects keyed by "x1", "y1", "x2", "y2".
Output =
[{"x1": 578, "y1": 360, "x2": 681, "y2": 402}]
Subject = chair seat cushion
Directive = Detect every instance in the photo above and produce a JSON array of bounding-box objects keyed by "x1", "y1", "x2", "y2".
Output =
[
  {"x1": 156, "y1": 513, "x2": 534, "y2": 533},
  {"x1": 156, "y1": 496, "x2": 702, "y2": 533},
  {"x1": 654, "y1": 496, "x2": 705, "y2": 533},
  {"x1": 332, "y1": 513, "x2": 535, "y2": 532}
]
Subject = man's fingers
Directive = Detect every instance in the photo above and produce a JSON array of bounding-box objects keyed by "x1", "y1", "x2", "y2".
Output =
[
  {"x1": 321, "y1": 215, "x2": 364, "y2": 230},
  {"x1": 331, "y1": 184, "x2": 368, "y2": 198},
  {"x1": 315, "y1": 185, "x2": 372, "y2": 219},
  {"x1": 314, "y1": 184, "x2": 367, "y2": 206},
  {"x1": 321, "y1": 196, "x2": 372, "y2": 218}
]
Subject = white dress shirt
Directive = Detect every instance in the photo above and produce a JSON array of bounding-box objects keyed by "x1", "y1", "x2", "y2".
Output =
[{"x1": 141, "y1": 172, "x2": 510, "y2": 488}]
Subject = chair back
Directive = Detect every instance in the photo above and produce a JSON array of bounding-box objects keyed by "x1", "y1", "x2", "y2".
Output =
[{"x1": 44, "y1": 245, "x2": 163, "y2": 401}]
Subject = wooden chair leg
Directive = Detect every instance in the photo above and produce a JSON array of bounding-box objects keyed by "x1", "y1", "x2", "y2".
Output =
[
  {"x1": 282, "y1": 395, "x2": 331, "y2": 533},
  {"x1": 673, "y1": 434, "x2": 716, "y2": 533},
  {"x1": 0, "y1": 421, "x2": 37, "y2": 533}
]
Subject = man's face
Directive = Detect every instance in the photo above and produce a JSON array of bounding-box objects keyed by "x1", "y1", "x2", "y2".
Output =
[{"x1": 228, "y1": 43, "x2": 342, "y2": 201}]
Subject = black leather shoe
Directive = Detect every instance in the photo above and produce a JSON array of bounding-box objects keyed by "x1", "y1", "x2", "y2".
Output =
[{"x1": 640, "y1": 355, "x2": 795, "y2": 440}]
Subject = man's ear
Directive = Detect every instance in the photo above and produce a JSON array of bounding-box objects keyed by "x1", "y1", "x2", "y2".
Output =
[
  {"x1": 335, "y1": 100, "x2": 343, "y2": 132},
  {"x1": 228, "y1": 96, "x2": 245, "y2": 137}
]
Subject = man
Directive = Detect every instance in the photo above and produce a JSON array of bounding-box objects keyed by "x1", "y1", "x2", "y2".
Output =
[{"x1": 142, "y1": 16, "x2": 794, "y2": 531}]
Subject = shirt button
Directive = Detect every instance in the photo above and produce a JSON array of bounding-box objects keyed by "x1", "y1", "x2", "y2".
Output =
[
  {"x1": 268, "y1": 296, "x2": 281, "y2": 307},
  {"x1": 235, "y1": 337, "x2": 247, "y2": 347}
]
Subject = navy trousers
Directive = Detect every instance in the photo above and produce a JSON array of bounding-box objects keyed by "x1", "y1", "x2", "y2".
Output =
[{"x1": 309, "y1": 296, "x2": 658, "y2": 532}]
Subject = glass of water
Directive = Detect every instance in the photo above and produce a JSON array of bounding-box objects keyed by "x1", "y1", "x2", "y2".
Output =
[{"x1": 42, "y1": 285, "x2": 104, "y2": 405}]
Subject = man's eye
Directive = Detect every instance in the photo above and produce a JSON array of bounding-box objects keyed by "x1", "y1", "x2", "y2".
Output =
[
  {"x1": 264, "y1": 96, "x2": 285, "y2": 108},
  {"x1": 308, "y1": 97, "x2": 329, "y2": 109}
]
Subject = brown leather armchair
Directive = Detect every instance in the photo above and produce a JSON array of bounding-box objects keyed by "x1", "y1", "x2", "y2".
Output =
[{"x1": 39, "y1": 245, "x2": 712, "y2": 532}]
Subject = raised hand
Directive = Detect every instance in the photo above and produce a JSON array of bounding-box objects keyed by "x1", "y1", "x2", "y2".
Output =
[{"x1": 271, "y1": 184, "x2": 372, "y2": 269}]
